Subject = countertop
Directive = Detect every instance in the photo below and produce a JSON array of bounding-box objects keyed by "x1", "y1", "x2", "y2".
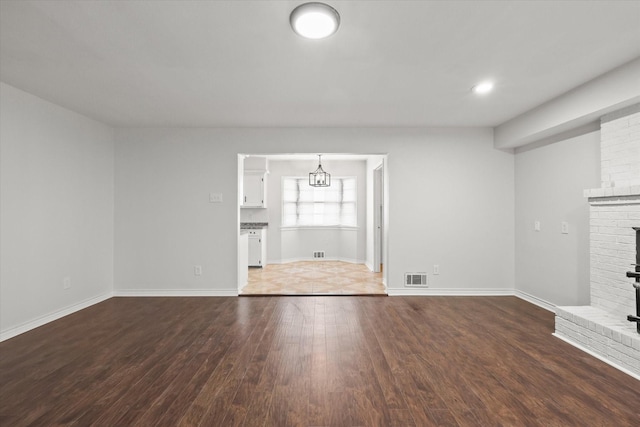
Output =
[{"x1": 240, "y1": 222, "x2": 268, "y2": 229}]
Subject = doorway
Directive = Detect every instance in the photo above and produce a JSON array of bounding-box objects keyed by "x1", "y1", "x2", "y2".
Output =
[
  {"x1": 373, "y1": 164, "x2": 384, "y2": 274},
  {"x1": 237, "y1": 153, "x2": 388, "y2": 295}
]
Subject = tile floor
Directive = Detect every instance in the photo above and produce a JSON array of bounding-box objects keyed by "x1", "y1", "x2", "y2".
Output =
[{"x1": 241, "y1": 261, "x2": 386, "y2": 295}]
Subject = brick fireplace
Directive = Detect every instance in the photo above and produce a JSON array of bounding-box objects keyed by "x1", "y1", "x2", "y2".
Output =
[{"x1": 554, "y1": 104, "x2": 640, "y2": 377}]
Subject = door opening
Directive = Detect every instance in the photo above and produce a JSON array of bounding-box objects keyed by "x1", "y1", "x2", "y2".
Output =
[
  {"x1": 373, "y1": 164, "x2": 384, "y2": 274},
  {"x1": 237, "y1": 153, "x2": 388, "y2": 295}
]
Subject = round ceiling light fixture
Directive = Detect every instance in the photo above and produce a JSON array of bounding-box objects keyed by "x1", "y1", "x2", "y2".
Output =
[
  {"x1": 472, "y1": 81, "x2": 495, "y2": 95},
  {"x1": 290, "y1": 2, "x2": 340, "y2": 39}
]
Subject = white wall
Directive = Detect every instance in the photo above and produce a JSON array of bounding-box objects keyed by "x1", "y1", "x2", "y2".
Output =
[
  {"x1": 113, "y1": 130, "x2": 239, "y2": 295},
  {"x1": 114, "y1": 127, "x2": 514, "y2": 294},
  {"x1": 265, "y1": 158, "x2": 366, "y2": 264},
  {"x1": 514, "y1": 131, "x2": 600, "y2": 306},
  {"x1": 0, "y1": 83, "x2": 114, "y2": 339}
]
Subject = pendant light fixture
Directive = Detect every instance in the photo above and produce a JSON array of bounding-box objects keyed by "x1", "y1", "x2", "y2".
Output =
[
  {"x1": 290, "y1": 2, "x2": 340, "y2": 39},
  {"x1": 309, "y1": 154, "x2": 331, "y2": 187}
]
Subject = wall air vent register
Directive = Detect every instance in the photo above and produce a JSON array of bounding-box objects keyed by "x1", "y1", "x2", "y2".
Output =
[{"x1": 405, "y1": 273, "x2": 428, "y2": 287}]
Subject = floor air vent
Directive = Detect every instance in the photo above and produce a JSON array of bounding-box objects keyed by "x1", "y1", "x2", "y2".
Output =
[
  {"x1": 405, "y1": 273, "x2": 428, "y2": 287},
  {"x1": 313, "y1": 251, "x2": 325, "y2": 259}
]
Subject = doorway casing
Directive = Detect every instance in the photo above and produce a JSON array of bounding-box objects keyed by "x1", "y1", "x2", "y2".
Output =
[{"x1": 236, "y1": 153, "x2": 389, "y2": 294}]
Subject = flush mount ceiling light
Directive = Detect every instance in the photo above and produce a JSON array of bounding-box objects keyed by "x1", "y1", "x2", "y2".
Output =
[
  {"x1": 309, "y1": 155, "x2": 331, "y2": 187},
  {"x1": 472, "y1": 81, "x2": 495, "y2": 95},
  {"x1": 290, "y1": 2, "x2": 340, "y2": 39}
]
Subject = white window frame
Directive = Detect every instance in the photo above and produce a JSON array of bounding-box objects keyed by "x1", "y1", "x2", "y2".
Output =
[{"x1": 281, "y1": 176, "x2": 357, "y2": 228}]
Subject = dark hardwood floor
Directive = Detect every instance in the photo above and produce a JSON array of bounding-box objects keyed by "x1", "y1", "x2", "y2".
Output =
[{"x1": 0, "y1": 296, "x2": 638, "y2": 426}]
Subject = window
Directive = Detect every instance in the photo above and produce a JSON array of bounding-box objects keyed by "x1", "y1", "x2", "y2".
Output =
[{"x1": 282, "y1": 177, "x2": 357, "y2": 227}]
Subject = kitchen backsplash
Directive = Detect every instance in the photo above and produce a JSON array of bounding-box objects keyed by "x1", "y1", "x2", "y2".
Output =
[{"x1": 240, "y1": 207, "x2": 269, "y2": 223}]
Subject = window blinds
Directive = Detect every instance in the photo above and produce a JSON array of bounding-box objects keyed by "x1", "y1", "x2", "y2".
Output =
[{"x1": 282, "y1": 177, "x2": 357, "y2": 227}]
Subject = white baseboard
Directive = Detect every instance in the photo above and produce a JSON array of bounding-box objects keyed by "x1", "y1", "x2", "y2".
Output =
[
  {"x1": 387, "y1": 288, "x2": 557, "y2": 312},
  {"x1": 269, "y1": 257, "x2": 366, "y2": 265},
  {"x1": 553, "y1": 333, "x2": 640, "y2": 381},
  {"x1": 387, "y1": 288, "x2": 515, "y2": 296},
  {"x1": 113, "y1": 289, "x2": 238, "y2": 297},
  {"x1": 0, "y1": 292, "x2": 113, "y2": 342},
  {"x1": 0, "y1": 286, "x2": 559, "y2": 342},
  {"x1": 515, "y1": 290, "x2": 556, "y2": 312}
]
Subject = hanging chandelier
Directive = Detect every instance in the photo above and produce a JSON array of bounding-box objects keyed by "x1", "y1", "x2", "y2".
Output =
[{"x1": 309, "y1": 154, "x2": 331, "y2": 187}]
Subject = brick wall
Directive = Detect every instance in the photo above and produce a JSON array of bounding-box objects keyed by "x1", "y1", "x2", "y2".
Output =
[
  {"x1": 556, "y1": 306, "x2": 640, "y2": 376},
  {"x1": 556, "y1": 104, "x2": 640, "y2": 378},
  {"x1": 589, "y1": 200, "x2": 638, "y2": 315},
  {"x1": 588, "y1": 104, "x2": 640, "y2": 316},
  {"x1": 600, "y1": 105, "x2": 640, "y2": 188}
]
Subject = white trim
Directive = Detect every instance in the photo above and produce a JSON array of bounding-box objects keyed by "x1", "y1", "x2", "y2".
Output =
[
  {"x1": 0, "y1": 292, "x2": 113, "y2": 342},
  {"x1": 268, "y1": 257, "x2": 366, "y2": 265},
  {"x1": 515, "y1": 290, "x2": 556, "y2": 312},
  {"x1": 387, "y1": 288, "x2": 558, "y2": 311},
  {"x1": 387, "y1": 288, "x2": 514, "y2": 296},
  {"x1": 0, "y1": 287, "x2": 560, "y2": 342},
  {"x1": 267, "y1": 258, "x2": 302, "y2": 264},
  {"x1": 113, "y1": 289, "x2": 238, "y2": 297},
  {"x1": 553, "y1": 333, "x2": 640, "y2": 381},
  {"x1": 280, "y1": 226, "x2": 359, "y2": 231}
]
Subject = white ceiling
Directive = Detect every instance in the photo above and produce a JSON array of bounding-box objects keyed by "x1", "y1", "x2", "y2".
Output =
[{"x1": 1, "y1": 0, "x2": 639, "y2": 128}]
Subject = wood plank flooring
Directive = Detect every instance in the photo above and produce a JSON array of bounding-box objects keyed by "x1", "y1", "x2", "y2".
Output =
[{"x1": 0, "y1": 296, "x2": 638, "y2": 426}]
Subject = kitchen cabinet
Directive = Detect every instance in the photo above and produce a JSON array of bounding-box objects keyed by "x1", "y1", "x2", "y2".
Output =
[
  {"x1": 242, "y1": 172, "x2": 267, "y2": 208},
  {"x1": 247, "y1": 229, "x2": 267, "y2": 267}
]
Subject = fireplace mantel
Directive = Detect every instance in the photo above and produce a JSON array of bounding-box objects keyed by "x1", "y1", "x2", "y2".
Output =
[{"x1": 584, "y1": 185, "x2": 640, "y2": 200}]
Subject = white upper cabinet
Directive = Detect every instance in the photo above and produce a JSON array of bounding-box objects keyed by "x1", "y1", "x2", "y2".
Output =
[
  {"x1": 243, "y1": 172, "x2": 266, "y2": 208},
  {"x1": 242, "y1": 156, "x2": 268, "y2": 208}
]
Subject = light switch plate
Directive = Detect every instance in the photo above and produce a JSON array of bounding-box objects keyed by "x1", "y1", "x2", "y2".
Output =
[{"x1": 209, "y1": 193, "x2": 223, "y2": 203}]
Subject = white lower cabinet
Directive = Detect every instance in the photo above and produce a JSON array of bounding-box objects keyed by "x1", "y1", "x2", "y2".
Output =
[{"x1": 247, "y1": 229, "x2": 267, "y2": 267}]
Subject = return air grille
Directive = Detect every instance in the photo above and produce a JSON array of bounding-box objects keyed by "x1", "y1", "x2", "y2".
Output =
[
  {"x1": 405, "y1": 273, "x2": 428, "y2": 287},
  {"x1": 313, "y1": 251, "x2": 325, "y2": 259}
]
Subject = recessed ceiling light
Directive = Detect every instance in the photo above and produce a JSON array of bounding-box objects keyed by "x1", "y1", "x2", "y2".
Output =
[
  {"x1": 472, "y1": 81, "x2": 494, "y2": 95},
  {"x1": 290, "y1": 2, "x2": 340, "y2": 39}
]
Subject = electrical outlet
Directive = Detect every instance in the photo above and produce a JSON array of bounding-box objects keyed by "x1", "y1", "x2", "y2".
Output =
[
  {"x1": 194, "y1": 265, "x2": 202, "y2": 276},
  {"x1": 63, "y1": 277, "x2": 71, "y2": 290},
  {"x1": 433, "y1": 264, "x2": 440, "y2": 275},
  {"x1": 561, "y1": 221, "x2": 569, "y2": 234},
  {"x1": 534, "y1": 220, "x2": 541, "y2": 232}
]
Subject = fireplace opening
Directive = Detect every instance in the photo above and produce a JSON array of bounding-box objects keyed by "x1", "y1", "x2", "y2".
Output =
[{"x1": 626, "y1": 227, "x2": 640, "y2": 333}]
